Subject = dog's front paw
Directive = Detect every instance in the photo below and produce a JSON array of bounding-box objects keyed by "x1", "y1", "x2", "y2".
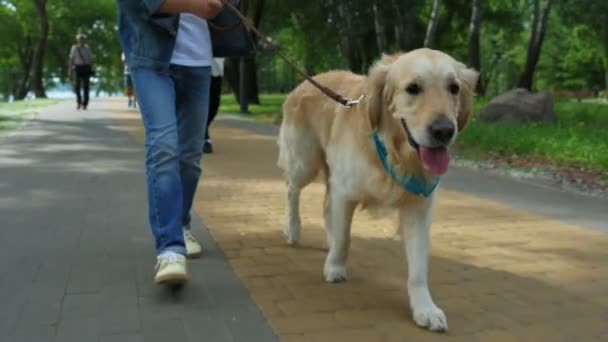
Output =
[
  {"x1": 413, "y1": 305, "x2": 448, "y2": 332},
  {"x1": 323, "y1": 262, "x2": 347, "y2": 283}
]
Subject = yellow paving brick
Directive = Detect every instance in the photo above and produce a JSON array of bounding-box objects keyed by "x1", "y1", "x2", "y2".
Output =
[
  {"x1": 377, "y1": 322, "x2": 446, "y2": 342},
  {"x1": 109, "y1": 106, "x2": 608, "y2": 341},
  {"x1": 303, "y1": 329, "x2": 385, "y2": 342},
  {"x1": 334, "y1": 308, "x2": 404, "y2": 327},
  {"x1": 518, "y1": 324, "x2": 567, "y2": 342},
  {"x1": 476, "y1": 330, "x2": 520, "y2": 342},
  {"x1": 278, "y1": 297, "x2": 349, "y2": 315}
]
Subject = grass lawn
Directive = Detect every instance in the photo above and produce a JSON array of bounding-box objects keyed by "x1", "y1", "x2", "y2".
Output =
[
  {"x1": 220, "y1": 93, "x2": 608, "y2": 174},
  {"x1": 0, "y1": 99, "x2": 60, "y2": 134},
  {"x1": 219, "y1": 93, "x2": 284, "y2": 123},
  {"x1": 459, "y1": 101, "x2": 608, "y2": 173}
]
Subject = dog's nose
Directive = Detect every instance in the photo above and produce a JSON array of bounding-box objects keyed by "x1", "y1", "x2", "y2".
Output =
[{"x1": 429, "y1": 119, "x2": 455, "y2": 145}]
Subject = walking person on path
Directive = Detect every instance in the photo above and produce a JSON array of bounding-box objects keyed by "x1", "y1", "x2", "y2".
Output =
[
  {"x1": 121, "y1": 52, "x2": 137, "y2": 108},
  {"x1": 116, "y1": 0, "x2": 223, "y2": 285},
  {"x1": 68, "y1": 34, "x2": 95, "y2": 110}
]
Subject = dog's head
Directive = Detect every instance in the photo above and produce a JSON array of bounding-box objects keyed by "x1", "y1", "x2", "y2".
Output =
[{"x1": 367, "y1": 48, "x2": 478, "y2": 176}]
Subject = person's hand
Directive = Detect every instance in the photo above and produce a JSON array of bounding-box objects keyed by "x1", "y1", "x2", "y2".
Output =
[{"x1": 195, "y1": 0, "x2": 223, "y2": 19}]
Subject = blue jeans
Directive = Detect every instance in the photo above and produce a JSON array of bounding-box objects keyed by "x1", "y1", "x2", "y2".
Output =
[{"x1": 132, "y1": 65, "x2": 211, "y2": 256}]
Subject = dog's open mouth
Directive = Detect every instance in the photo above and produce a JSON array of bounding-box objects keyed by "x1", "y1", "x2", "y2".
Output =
[
  {"x1": 400, "y1": 119, "x2": 450, "y2": 176},
  {"x1": 419, "y1": 146, "x2": 449, "y2": 176}
]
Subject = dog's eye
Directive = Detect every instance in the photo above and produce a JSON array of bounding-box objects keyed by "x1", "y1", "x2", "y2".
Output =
[
  {"x1": 448, "y1": 83, "x2": 460, "y2": 95},
  {"x1": 406, "y1": 83, "x2": 422, "y2": 95}
]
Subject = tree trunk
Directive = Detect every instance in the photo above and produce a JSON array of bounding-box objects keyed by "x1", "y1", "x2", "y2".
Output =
[
  {"x1": 390, "y1": 0, "x2": 403, "y2": 50},
  {"x1": 239, "y1": 58, "x2": 249, "y2": 113},
  {"x1": 468, "y1": 0, "x2": 484, "y2": 95},
  {"x1": 336, "y1": 2, "x2": 363, "y2": 73},
  {"x1": 230, "y1": 0, "x2": 261, "y2": 106},
  {"x1": 517, "y1": 0, "x2": 552, "y2": 90},
  {"x1": 31, "y1": 0, "x2": 49, "y2": 98},
  {"x1": 244, "y1": 57, "x2": 259, "y2": 104},
  {"x1": 245, "y1": 0, "x2": 263, "y2": 104},
  {"x1": 602, "y1": 17, "x2": 608, "y2": 98},
  {"x1": 373, "y1": 2, "x2": 387, "y2": 54},
  {"x1": 15, "y1": 38, "x2": 34, "y2": 100},
  {"x1": 605, "y1": 70, "x2": 608, "y2": 99},
  {"x1": 423, "y1": 0, "x2": 441, "y2": 48},
  {"x1": 225, "y1": 58, "x2": 240, "y2": 101}
]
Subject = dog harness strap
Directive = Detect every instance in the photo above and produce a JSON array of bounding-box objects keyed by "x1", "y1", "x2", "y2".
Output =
[{"x1": 372, "y1": 131, "x2": 440, "y2": 198}]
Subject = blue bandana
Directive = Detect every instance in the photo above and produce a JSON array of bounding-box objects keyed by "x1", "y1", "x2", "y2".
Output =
[{"x1": 372, "y1": 131, "x2": 440, "y2": 198}]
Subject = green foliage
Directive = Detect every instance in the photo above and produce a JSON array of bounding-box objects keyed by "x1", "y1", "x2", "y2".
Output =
[
  {"x1": 0, "y1": 0, "x2": 123, "y2": 99},
  {"x1": 255, "y1": 0, "x2": 607, "y2": 96},
  {"x1": 459, "y1": 101, "x2": 608, "y2": 172},
  {"x1": 0, "y1": 0, "x2": 606, "y2": 100}
]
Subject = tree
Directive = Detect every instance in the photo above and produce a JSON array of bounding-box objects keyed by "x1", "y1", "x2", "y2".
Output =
[
  {"x1": 423, "y1": 0, "x2": 442, "y2": 48},
  {"x1": 559, "y1": 0, "x2": 608, "y2": 97},
  {"x1": 0, "y1": 0, "x2": 123, "y2": 100},
  {"x1": 468, "y1": 0, "x2": 484, "y2": 94},
  {"x1": 517, "y1": 0, "x2": 553, "y2": 90},
  {"x1": 372, "y1": 1, "x2": 387, "y2": 53},
  {"x1": 225, "y1": 0, "x2": 264, "y2": 107},
  {"x1": 30, "y1": 0, "x2": 48, "y2": 98}
]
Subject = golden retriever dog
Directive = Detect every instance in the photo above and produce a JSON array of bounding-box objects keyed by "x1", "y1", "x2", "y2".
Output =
[{"x1": 277, "y1": 48, "x2": 478, "y2": 332}]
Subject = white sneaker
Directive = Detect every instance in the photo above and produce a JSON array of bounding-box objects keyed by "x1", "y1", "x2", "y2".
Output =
[
  {"x1": 154, "y1": 251, "x2": 188, "y2": 285},
  {"x1": 184, "y1": 229, "x2": 202, "y2": 258}
]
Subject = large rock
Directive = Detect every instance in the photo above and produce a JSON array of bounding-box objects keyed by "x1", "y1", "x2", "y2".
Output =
[{"x1": 478, "y1": 88, "x2": 556, "y2": 124}]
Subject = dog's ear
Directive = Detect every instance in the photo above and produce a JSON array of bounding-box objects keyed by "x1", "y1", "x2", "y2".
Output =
[
  {"x1": 456, "y1": 64, "x2": 479, "y2": 132},
  {"x1": 367, "y1": 59, "x2": 391, "y2": 130}
]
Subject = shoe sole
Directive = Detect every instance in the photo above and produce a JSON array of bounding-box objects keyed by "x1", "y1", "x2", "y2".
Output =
[{"x1": 155, "y1": 273, "x2": 188, "y2": 285}]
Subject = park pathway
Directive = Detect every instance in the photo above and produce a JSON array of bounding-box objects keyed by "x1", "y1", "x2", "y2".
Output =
[{"x1": 1, "y1": 97, "x2": 607, "y2": 341}]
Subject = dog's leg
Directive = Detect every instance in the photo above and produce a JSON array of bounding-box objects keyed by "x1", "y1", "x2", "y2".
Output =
[
  {"x1": 323, "y1": 190, "x2": 356, "y2": 282},
  {"x1": 285, "y1": 182, "x2": 301, "y2": 245},
  {"x1": 323, "y1": 183, "x2": 333, "y2": 248},
  {"x1": 399, "y1": 194, "x2": 447, "y2": 332}
]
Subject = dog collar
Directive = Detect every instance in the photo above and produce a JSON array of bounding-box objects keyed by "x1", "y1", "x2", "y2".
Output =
[{"x1": 372, "y1": 131, "x2": 440, "y2": 198}]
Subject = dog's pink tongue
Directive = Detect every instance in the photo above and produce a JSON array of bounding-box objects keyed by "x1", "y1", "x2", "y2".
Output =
[{"x1": 419, "y1": 146, "x2": 450, "y2": 175}]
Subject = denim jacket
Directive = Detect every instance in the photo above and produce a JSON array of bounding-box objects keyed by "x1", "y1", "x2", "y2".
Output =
[{"x1": 116, "y1": 0, "x2": 180, "y2": 71}]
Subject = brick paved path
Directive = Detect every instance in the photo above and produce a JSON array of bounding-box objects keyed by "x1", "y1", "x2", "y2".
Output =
[
  {"x1": 2, "y1": 98, "x2": 607, "y2": 342},
  {"x1": 109, "y1": 98, "x2": 608, "y2": 341}
]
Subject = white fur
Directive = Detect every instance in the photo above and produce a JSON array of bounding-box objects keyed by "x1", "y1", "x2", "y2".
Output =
[{"x1": 400, "y1": 193, "x2": 447, "y2": 332}]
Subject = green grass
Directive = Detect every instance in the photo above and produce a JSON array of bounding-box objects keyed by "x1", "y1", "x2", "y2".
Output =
[
  {"x1": 0, "y1": 99, "x2": 60, "y2": 133},
  {"x1": 459, "y1": 101, "x2": 608, "y2": 173},
  {"x1": 220, "y1": 93, "x2": 608, "y2": 173},
  {"x1": 219, "y1": 93, "x2": 284, "y2": 123}
]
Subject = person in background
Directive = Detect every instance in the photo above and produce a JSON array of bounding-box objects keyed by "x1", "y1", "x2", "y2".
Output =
[
  {"x1": 203, "y1": 57, "x2": 224, "y2": 154},
  {"x1": 116, "y1": 0, "x2": 223, "y2": 286},
  {"x1": 121, "y1": 52, "x2": 137, "y2": 108},
  {"x1": 68, "y1": 34, "x2": 95, "y2": 110}
]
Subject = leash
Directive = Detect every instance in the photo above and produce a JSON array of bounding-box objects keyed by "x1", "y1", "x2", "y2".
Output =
[
  {"x1": 217, "y1": 2, "x2": 439, "y2": 196},
  {"x1": 219, "y1": 0, "x2": 365, "y2": 108}
]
